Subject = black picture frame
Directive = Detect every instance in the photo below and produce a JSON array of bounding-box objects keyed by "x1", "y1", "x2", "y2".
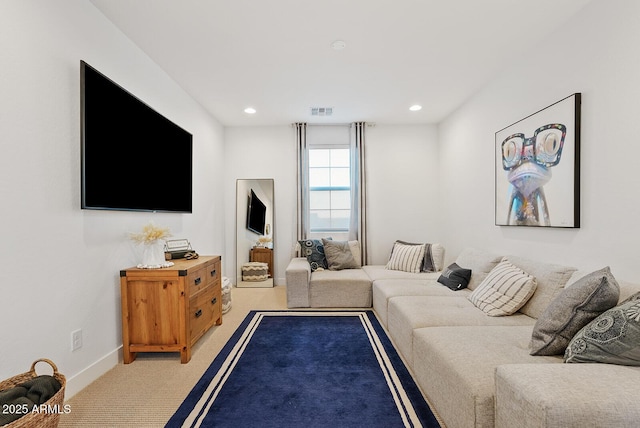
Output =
[{"x1": 495, "y1": 93, "x2": 581, "y2": 228}]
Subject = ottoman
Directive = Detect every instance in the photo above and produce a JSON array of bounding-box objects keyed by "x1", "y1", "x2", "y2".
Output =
[{"x1": 242, "y1": 262, "x2": 269, "y2": 282}]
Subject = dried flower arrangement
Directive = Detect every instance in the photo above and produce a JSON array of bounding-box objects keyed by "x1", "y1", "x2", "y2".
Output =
[
  {"x1": 129, "y1": 222, "x2": 172, "y2": 244},
  {"x1": 255, "y1": 236, "x2": 273, "y2": 248}
]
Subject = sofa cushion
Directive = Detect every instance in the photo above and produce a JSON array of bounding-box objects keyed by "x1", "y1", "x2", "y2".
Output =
[
  {"x1": 496, "y1": 364, "x2": 640, "y2": 428},
  {"x1": 385, "y1": 241, "x2": 426, "y2": 273},
  {"x1": 530, "y1": 266, "x2": 620, "y2": 356},
  {"x1": 298, "y1": 238, "x2": 330, "y2": 271},
  {"x1": 362, "y1": 265, "x2": 440, "y2": 282},
  {"x1": 387, "y1": 295, "x2": 535, "y2": 366},
  {"x1": 505, "y1": 255, "x2": 577, "y2": 319},
  {"x1": 322, "y1": 239, "x2": 361, "y2": 270},
  {"x1": 622, "y1": 291, "x2": 640, "y2": 304},
  {"x1": 308, "y1": 268, "x2": 372, "y2": 307},
  {"x1": 454, "y1": 247, "x2": 502, "y2": 290},
  {"x1": 619, "y1": 284, "x2": 640, "y2": 304},
  {"x1": 372, "y1": 279, "x2": 461, "y2": 327},
  {"x1": 438, "y1": 262, "x2": 472, "y2": 291},
  {"x1": 468, "y1": 259, "x2": 537, "y2": 316},
  {"x1": 564, "y1": 299, "x2": 640, "y2": 365},
  {"x1": 412, "y1": 326, "x2": 560, "y2": 428}
]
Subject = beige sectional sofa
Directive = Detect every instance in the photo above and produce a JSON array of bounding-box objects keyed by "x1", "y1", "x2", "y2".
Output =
[{"x1": 285, "y1": 247, "x2": 640, "y2": 428}]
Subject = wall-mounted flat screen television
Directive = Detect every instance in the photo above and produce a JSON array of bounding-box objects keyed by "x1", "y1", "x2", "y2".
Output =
[
  {"x1": 246, "y1": 190, "x2": 266, "y2": 235},
  {"x1": 81, "y1": 60, "x2": 193, "y2": 213}
]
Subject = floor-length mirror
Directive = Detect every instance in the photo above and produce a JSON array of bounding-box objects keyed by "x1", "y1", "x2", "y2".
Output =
[{"x1": 236, "y1": 179, "x2": 274, "y2": 287}]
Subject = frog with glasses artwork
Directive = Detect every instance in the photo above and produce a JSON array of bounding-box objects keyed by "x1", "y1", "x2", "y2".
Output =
[{"x1": 500, "y1": 123, "x2": 566, "y2": 226}]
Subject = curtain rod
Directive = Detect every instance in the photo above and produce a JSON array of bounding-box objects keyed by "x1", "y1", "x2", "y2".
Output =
[{"x1": 290, "y1": 122, "x2": 376, "y2": 127}]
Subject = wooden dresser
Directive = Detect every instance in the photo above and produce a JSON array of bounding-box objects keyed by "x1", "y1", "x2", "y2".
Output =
[{"x1": 120, "y1": 255, "x2": 222, "y2": 363}]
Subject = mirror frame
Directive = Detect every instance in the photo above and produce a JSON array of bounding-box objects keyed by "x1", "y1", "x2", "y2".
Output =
[{"x1": 235, "y1": 179, "x2": 274, "y2": 287}]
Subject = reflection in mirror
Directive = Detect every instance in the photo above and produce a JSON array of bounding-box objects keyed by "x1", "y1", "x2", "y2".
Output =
[{"x1": 236, "y1": 179, "x2": 274, "y2": 287}]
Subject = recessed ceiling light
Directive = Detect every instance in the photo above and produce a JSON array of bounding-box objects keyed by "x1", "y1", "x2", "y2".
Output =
[
  {"x1": 244, "y1": 107, "x2": 256, "y2": 114},
  {"x1": 331, "y1": 40, "x2": 346, "y2": 50},
  {"x1": 409, "y1": 105, "x2": 422, "y2": 111}
]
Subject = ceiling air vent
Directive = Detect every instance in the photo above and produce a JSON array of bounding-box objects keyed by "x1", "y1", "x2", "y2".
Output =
[{"x1": 311, "y1": 107, "x2": 333, "y2": 116}]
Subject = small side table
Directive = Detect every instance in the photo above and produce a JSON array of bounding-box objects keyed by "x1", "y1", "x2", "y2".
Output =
[{"x1": 250, "y1": 247, "x2": 273, "y2": 278}]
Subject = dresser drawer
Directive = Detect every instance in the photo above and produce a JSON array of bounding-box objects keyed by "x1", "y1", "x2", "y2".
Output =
[
  {"x1": 187, "y1": 266, "x2": 209, "y2": 295},
  {"x1": 188, "y1": 260, "x2": 221, "y2": 295},
  {"x1": 189, "y1": 288, "x2": 218, "y2": 341},
  {"x1": 207, "y1": 260, "x2": 221, "y2": 286}
]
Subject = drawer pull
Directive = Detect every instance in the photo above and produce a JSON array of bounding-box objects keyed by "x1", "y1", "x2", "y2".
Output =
[
  {"x1": 195, "y1": 309, "x2": 202, "y2": 318},
  {"x1": 211, "y1": 297, "x2": 217, "y2": 305},
  {"x1": 210, "y1": 269, "x2": 217, "y2": 277},
  {"x1": 194, "y1": 277, "x2": 202, "y2": 286}
]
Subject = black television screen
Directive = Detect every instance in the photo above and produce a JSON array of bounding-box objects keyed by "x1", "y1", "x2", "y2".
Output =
[
  {"x1": 246, "y1": 190, "x2": 266, "y2": 235},
  {"x1": 81, "y1": 60, "x2": 193, "y2": 213}
]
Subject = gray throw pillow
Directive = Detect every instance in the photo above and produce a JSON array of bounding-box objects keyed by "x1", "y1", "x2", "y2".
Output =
[
  {"x1": 530, "y1": 266, "x2": 620, "y2": 356},
  {"x1": 322, "y1": 239, "x2": 360, "y2": 270},
  {"x1": 565, "y1": 299, "x2": 640, "y2": 365},
  {"x1": 437, "y1": 263, "x2": 472, "y2": 291}
]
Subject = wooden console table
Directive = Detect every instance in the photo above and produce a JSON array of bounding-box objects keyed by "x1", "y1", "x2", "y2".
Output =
[
  {"x1": 120, "y1": 255, "x2": 222, "y2": 363},
  {"x1": 250, "y1": 247, "x2": 273, "y2": 277}
]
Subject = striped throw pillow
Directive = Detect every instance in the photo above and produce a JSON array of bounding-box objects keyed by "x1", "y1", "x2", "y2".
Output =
[
  {"x1": 469, "y1": 259, "x2": 537, "y2": 316},
  {"x1": 386, "y1": 242, "x2": 426, "y2": 273}
]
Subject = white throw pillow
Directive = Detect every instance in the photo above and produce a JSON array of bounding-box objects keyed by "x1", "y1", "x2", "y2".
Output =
[
  {"x1": 348, "y1": 240, "x2": 362, "y2": 267},
  {"x1": 430, "y1": 243, "x2": 445, "y2": 272},
  {"x1": 468, "y1": 258, "x2": 537, "y2": 316},
  {"x1": 386, "y1": 242, "x2": 426, "y2": 273}
]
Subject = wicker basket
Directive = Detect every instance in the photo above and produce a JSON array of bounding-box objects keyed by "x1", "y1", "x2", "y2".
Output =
[{"x1": 0, "y1": 358, "x2": 66, "y2": 428}]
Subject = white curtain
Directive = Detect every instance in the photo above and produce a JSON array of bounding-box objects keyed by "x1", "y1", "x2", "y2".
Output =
[
  {"x1": 295, "y1": 122, "x2": 309, "y2": 248},
  {"x1": 349, "y1": 122, "x2": 368, "y2": 265}
]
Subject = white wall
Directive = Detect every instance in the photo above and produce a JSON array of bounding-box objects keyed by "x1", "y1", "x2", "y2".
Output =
[
  {"x1": 366, "y1": 125, "x2": 441, "y2": 264},
  {"x1": 223, "y1": 124, "x2": 440, "y2": 276},
  {"x1": 438, "y1": 0, "x2": 640, "y2": 280},
  {"x1": 0, "y1": 0, "x2": 224, "y2": 397},
  {"x1": 223, "y1": 126, "x2": 298, "y2": 285}
]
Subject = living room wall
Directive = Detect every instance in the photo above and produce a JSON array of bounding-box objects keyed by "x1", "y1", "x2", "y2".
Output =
[
  {"x1": 0, "y1": 0, "x2": 224, "y2": 397},
  {"x1": 223, "y1": 124, "x2": 440, "y2": 282},
  {"x1": 438, "y1": 0, "x2": 640, "y2": 281}
]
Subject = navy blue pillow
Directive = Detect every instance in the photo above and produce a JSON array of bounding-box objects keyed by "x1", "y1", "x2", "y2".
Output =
[
  {"x1": 437, "y1": 263, "x2": 472, "y2": 291},
  {"x1": 299, "y1": 238, "x2": 331, "y2": 271}
]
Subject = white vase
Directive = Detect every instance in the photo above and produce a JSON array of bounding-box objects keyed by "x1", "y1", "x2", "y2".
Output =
[{"x1": 140, "y1": 240, "x2": 167, "y2": 268}]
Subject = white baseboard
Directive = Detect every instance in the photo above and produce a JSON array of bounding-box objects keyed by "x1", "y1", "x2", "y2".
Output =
[{"x1": 65, "y1": 346, "x2": 122, "y2": 400}]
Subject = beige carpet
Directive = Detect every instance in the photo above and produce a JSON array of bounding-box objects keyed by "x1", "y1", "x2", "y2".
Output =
[{"x1": 59, "y1": 285, "x2": 288, "y2": 427}]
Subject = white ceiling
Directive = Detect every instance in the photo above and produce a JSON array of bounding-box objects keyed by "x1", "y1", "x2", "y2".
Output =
[{"x1": 89, "y1": 0, "x2": 593, "y2": 127}]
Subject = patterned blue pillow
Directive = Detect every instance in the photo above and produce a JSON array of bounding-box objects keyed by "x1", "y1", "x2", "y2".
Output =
[{"x1": 299, "y1": 238, "x2": 331, "y2": 271}]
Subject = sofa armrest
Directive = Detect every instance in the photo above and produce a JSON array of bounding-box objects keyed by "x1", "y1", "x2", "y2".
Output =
[
  {"x1": 286, "y1": 257, "x2": 311, "y2": 308},
  {"x1": 496, "y1": 364, "x2": 640, "y2": 428}
]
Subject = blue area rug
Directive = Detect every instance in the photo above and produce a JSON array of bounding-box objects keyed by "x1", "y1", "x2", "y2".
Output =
[{"x1": 167, "y1": 311, "x2": 440, "y2": 427}]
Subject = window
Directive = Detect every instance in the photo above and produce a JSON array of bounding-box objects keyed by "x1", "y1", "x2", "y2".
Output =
[{"x1": 308, "y1": 148, "x2": 351, "y2": 232}]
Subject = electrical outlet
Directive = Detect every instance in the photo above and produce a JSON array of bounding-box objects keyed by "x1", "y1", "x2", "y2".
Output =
[{"x1": 71, "y1": 329, "x2": 82, "y2": 351}]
